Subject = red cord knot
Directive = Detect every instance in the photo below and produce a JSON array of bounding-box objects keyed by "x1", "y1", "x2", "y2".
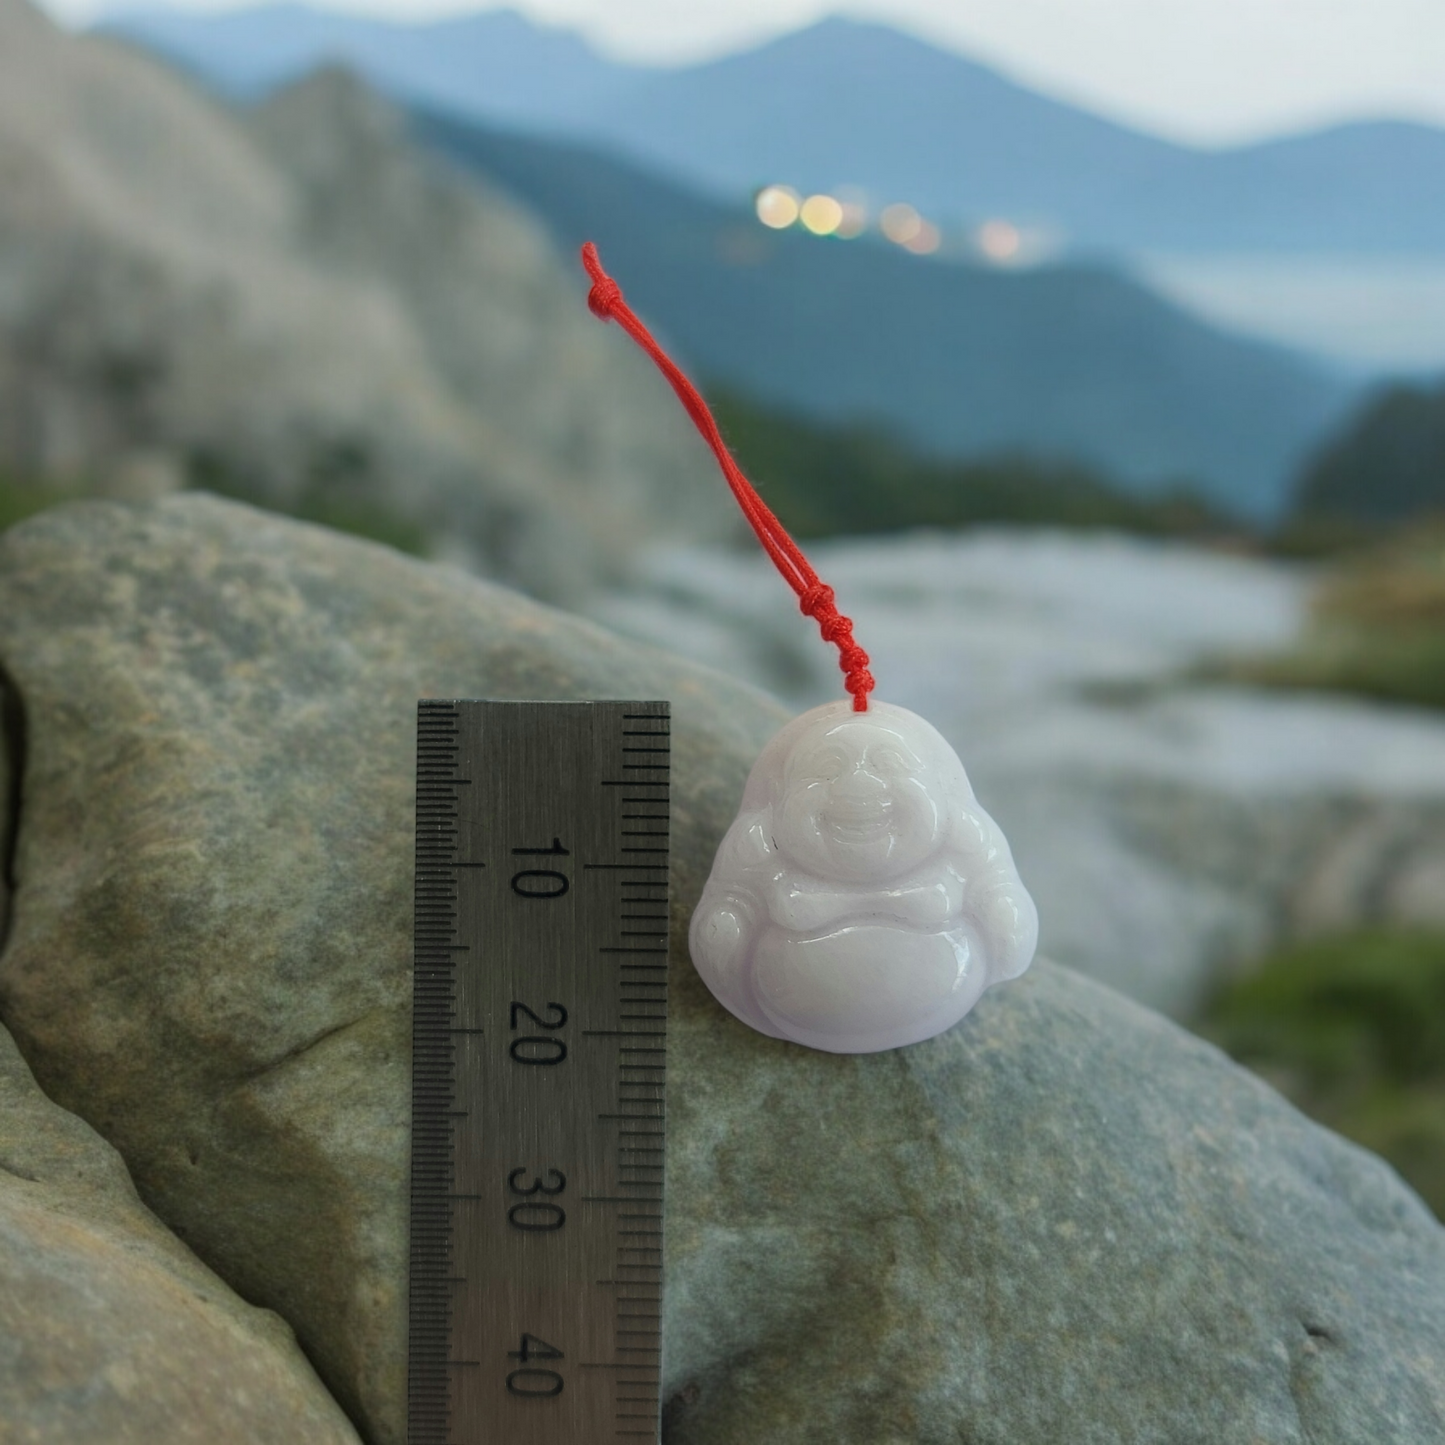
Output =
[
  {"x1": 840, "y1": 643, "x2": 872, "y2": 711},
  {"x1": 798, "y1": 583, "x2": 835, "y2": 618},
  {"x1": 588, "y1": 275, "x2": 622, "y2": 320},
  {"x1": 846, "y1": 666, "x2": 876, "y2": 711},
  {"x1": 580, "y1": 241, "x2": 623, "y2": 320},
  {"x1": 799, "y1": 583, "x2": 873, "y2": 708}
]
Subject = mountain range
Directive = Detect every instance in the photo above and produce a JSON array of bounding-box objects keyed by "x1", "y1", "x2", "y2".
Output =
[
  {"x1": 410, "y1": 105, "x2": 1353, "y2": 518},
  {"x1": 104, "y1": 5, "x2": 1445, "y2": 254}
]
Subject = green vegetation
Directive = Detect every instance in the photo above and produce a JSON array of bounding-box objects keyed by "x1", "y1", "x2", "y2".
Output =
[
  {"x1": 709, "y1": 387, "x2": 1235, "y2": 541},
  {"x1": 1199, "y1": 929, "x2": 1445, "y2": 1219},
  {"x1": 0, "y1": 473, "x2": 71, "y2": 534},
  {"x1": 1212, "y1": 524, "x2": 1445, "y2": 711},
  {"x1": 0, "y1": 449, "x2": 430, "y2": 559},
  {"x1": 188, "y1": 442, "x2": 431, "y2": 558},
  {"x1": 1290, "y1": 381, "x2": 1445, "y2": 530},
  {"x1": 1230, "y1": 384, "x2": 1445, "y2": 710}
]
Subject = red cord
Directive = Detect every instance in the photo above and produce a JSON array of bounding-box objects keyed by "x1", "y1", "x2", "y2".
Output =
[{"x1": 581, "y1": 242, "x2": 875, "y2": 712}]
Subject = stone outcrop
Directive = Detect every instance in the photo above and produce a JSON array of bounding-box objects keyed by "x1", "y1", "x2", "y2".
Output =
[
  {"x1": 0, "y1": 0, "x2": 732, "y2": 600},
  {"x1": 0, "y1": 496, "x2": 1441, "y2": 1443},
  {"x1": 0, "y1": 1016, "x2": 362, "y2": 1443}
]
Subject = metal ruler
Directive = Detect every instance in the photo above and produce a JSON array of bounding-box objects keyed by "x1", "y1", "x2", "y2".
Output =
[{"x1": 409, "y1": 700, "x2": 670, "y2": 1445}]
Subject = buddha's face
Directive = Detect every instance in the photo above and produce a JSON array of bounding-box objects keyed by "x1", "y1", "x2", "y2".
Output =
[{"x1": 774, "y1": 715, "x2": 947, "y2": 882}]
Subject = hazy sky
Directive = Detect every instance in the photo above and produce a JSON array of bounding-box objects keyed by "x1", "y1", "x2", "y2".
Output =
[{"x1": 57, "y1": 0, "x2": 1443, "y2": 144}]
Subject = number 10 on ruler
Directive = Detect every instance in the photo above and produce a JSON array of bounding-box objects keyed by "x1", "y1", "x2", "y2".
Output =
[{"x1": 410, "y1": 700, "x2": 670, "y2": 1444}]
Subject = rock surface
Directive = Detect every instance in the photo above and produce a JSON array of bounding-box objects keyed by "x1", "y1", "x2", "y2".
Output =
[
  {"x1": 0, "y1": 1016, "x2": 362, "y2": 1442},
  {"x1": 1, "y1": 672, "x2": 13, "y2": 951},
  {"x1": 595, "y1": 534, "x2": 1445, "y2": 1015},
  {"x1": 0, "y1": 0, "x2": 731, "y2": 599},
  {"x1": 0, "y1": 495, "x2": 1442, "y2": 1444}
]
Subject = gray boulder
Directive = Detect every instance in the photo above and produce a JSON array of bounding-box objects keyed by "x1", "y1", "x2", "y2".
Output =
[
  {"x1": 0, "y1": 1015, "x2": 362, "y2": 1443},
  {"x1": 0, "y1": 495, "x2": 1441, "y2": 1444}
]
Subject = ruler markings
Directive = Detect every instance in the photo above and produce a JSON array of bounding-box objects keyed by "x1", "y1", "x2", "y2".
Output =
[
  {"x1": 409, "y1": 704, "x2": 459, "y2": 1445},
  {"x1": 411, "y1": 700, "x2": 667, "y2": 1445}
]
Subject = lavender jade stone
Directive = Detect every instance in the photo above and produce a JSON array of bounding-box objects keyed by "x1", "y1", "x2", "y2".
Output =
[{"x1": 688, "y1": 699, "x2": 1038, "y2": 1053}]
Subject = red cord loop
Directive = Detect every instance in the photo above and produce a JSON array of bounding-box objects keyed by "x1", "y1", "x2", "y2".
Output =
[{"x1": 581, "y1": 242, "x2": 875, "y2": 712}]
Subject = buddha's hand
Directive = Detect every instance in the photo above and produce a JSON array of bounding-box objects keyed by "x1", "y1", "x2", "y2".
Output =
[{"x1": 693, "y1": 892, "x2": 756, "y2": 986}]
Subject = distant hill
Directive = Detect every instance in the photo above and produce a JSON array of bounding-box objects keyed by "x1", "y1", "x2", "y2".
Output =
[
  {"x1": 103, "y1": 3, "x2": 626, "y2": 123},
  {"x1": 412, "y1": 106, "x2": 1355, "y2": 519},
  {"x1": 708, "y1": 388, "x2": 1232, "y2": 542},
  {"x1": 104, "y1": 6, "x2": 1445, "y2": 254},
  {"x1": 1291, "y1": 383, "x2": 1445, "y2": 526}
]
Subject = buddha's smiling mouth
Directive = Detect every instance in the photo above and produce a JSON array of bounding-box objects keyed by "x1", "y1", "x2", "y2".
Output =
[{"x1": 824, "y1": 802, "x2": 894, "y2": 843}]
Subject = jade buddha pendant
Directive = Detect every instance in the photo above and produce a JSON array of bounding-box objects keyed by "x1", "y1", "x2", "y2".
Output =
[{"x1": 689, "y1": 699, "x2": 1038, "y2": 1053}]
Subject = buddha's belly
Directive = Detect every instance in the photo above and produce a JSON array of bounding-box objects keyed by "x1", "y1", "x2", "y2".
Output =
[{"x1": 752, "y1": 921, "x2": 983, "y2": 1053}]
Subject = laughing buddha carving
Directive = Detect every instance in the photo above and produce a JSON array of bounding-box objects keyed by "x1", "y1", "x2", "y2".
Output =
[{"x1": 689, "y1": 699, "x2": 1038, "y2": 1053}]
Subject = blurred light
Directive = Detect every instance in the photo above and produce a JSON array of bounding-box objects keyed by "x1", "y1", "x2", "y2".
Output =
[
  {"x1": 835, "y1": 200, "x2": 868, "y2": 239},
  {"x1": 799, "y1": 193, "x2": 845, "y2": 236},
  {"x1": 755, "y1": 185, "x2": 801, "y2": 229},
  {"x1": 978, "y1": 219, "x2": 1023, "y2": 263},
  {"x1": 903, "y1": 220, "x2": 942, "y2": 255},
  {"x1": 880, "y1": 202, "x2": 923, "y2": 245}
]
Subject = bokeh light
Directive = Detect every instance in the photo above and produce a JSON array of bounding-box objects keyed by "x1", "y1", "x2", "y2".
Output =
[
  {"x1": 880, "y1": 202, "x2": 923, "y2": 245},
  {"x1": 799, "y1": 193, "x2": 845, "y2": 236},
  {"x1": 978, "y1": 219, "x2": 1023, "y2": 263},
  {"x1": 903, "y1": 221, "x2": 942, "y2": 255},
  {"x1": 835, "y1": 201, "x2": 868, "y2": 239},
  {"x1": 755, "y1": 185, "x2": 801, "y2": 229}
]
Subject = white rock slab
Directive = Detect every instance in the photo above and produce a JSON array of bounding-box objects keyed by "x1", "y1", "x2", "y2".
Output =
[{"x1": 596, "y1": 530, "x2": 1445, "y2": 1016}]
